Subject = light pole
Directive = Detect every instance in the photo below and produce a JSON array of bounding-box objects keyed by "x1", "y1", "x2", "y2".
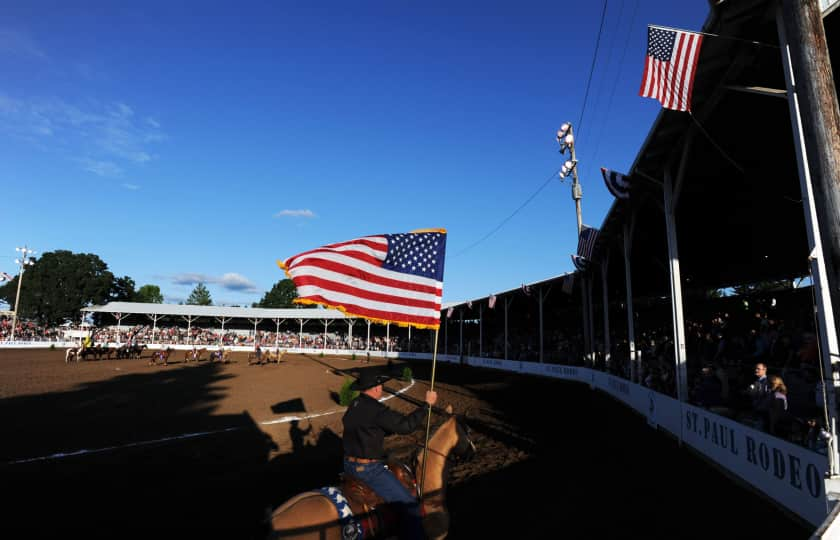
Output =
[
  {"x1": 556, "y1": 122, "x2": 582, "y2": 234},
  {"x1": 10, "y1": 246, "x2": 36, "y2": 342},
  {"x1": 557, "y1": 123, "x2": 591, "y2": 365}
]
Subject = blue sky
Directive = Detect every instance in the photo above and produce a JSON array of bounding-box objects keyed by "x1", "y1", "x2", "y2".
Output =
[{"x1": 0, "y1": 1, "x2": 708, "y2": 307}]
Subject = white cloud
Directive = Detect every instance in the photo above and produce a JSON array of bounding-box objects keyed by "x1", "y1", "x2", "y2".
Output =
[
  {"x1": 172, "y1": 273, "x2": 209, "y2": 286},
  {"x1": 274, "y1": 209, "x2": 316, "y2": 218},
  {"x1": 0, "y1": 94, "x2": 165, "y2": 172},
  {"x1": 146, "y1": 117, "x2": 160, "y2": 128},
  {"x1": 80, "y1": 158, "x2": 122, "y2": 178},
  {"x1": 171, "y1": 272, "x2": 257, "y2": 292},
  {"x1": 218, "y1": 273, "x2": 258, "y2": 292},
  {"x1": 121, "y1": 183, "x2": 140, "y2": 190},
  {"x1": 0, "y1": 29, "x2": 46, "y2": 59}
]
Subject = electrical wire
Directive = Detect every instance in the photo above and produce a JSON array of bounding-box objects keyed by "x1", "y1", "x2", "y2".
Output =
[
  {"x1": 589, "y1": 0, "x2": 639, "y2": 167},
  {"x1": 583, "y1": 0, "x2": 625, "y2": 151},
  {"x1": 449, "y1": 1, "x2": 610, "y2": 260},
  {"x1": 451, "y1": 169, "x2": 562, "y2": 258},
  {"x1": 575, "y1": 0, "x2": 610, "y2": 141}
]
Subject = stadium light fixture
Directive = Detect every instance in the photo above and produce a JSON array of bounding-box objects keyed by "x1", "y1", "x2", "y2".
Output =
[
  {"x1": 9, "y1": 245, "x2": 36, "y2": 342},
  {"x1": 554, "y1": 121, "x2": 583, "y2": 234}
]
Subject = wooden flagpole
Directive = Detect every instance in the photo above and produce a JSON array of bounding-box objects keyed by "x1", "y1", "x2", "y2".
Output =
[{"x1": 418, "y1": 327, "x2": 440, "y2": 499}]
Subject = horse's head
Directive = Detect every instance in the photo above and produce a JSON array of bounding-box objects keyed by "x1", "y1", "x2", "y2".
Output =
[{"x1": 443, "y1": 404, "x2": 476, "y2": 462}]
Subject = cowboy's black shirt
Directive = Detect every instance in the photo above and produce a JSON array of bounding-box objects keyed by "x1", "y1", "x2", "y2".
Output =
[{"x1": 342, "y1": 393, "x2": 429, "y2": 460}]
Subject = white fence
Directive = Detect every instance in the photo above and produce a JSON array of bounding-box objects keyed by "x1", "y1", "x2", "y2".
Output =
[{"x1": 418, "y1": 353, "x2": 830, "y2": 527}]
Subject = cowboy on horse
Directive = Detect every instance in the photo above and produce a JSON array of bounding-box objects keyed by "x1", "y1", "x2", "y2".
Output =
[{"x1": 342, "y1": 371, "x2": 437, "y2": 540}]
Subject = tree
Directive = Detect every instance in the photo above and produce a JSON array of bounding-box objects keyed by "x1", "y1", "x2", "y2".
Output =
[
  {"x1": 110, "y1": 275, "x2": 136, "y2": 302},
  {"x1": 253, "y1": 279, "x2": 298, "y2": 308},
  {"x1": 0, "y1": 250, "x2": 115, "y2": 325},
  {"x1": 186, "y1": 283, "x2": 213, "y2": 306},
  {"x1": 135, "y1": 284, "x2": 164, "y2": 304}
]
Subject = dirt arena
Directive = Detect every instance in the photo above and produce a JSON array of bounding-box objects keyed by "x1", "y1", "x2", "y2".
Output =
[{"x1": 0, "y1": 349, "x2": 811, "y2": 538}]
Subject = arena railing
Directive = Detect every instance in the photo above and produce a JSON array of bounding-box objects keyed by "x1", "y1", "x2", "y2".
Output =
[{"x1": 405, "y1": 352, "x2": 831, "y2": 531}]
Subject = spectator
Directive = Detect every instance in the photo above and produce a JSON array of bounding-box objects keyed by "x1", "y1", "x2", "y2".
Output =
[
  {"x1": 693, "y1": 364, "x2": 723, "y2": 408},
  {"x1": 747, "y1": 362, "x2": 770, "y2": 412},
  {"x1": 765, "y1": 375, "x2": 791, "y2": 437}
]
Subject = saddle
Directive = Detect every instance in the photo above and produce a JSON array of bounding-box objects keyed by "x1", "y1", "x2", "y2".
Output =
[{"x1": 340, "y1": 459, "x2": 419, "y2": 538}]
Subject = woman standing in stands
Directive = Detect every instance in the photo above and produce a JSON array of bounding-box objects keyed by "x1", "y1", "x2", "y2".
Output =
[{"x1": 766, "y1": 375, "x2": 791, "y2": 438}]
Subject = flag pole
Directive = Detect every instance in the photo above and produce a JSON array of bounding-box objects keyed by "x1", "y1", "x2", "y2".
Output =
[{"x1": 418, "y1": 327, "x2": 440, "y2": 499}]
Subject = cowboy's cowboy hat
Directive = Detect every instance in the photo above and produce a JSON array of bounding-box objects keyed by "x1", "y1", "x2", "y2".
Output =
[{"x1": 350, "y1": 371, "x2": 392, "y2": 391}]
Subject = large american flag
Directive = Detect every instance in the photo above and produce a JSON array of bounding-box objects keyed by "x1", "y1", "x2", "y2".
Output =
[
  {"x1": 639, "y1": 25, "x2": 703, "y2": 112},
  {"x1": 280, "y1": 230, "x2": 446, "y2": 329}
]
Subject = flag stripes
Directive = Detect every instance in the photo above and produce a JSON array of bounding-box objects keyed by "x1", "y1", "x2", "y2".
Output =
[
  {"x1": 281, "y1": 231, "x2": 446, "y2": 329},
  {"x1": 639, "y1": 25, "x2": 703, "y2": 112}
]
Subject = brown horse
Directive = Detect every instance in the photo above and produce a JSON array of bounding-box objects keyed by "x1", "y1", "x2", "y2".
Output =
[{"x1": 268, "y1": 405, "x2": 475, "y2": 539}]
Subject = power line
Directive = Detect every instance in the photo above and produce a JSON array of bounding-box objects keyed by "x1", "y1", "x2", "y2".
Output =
[
  {"x1": 575, "y1": 0, "x2": 610, "y2": 141},
  {"x1": 584, "y1": 0, "x2": 626, "y2": 150},
  {"x1": 589, "y1": 0, "x2": 639, "y2": 167},
  {"x1": 451, "y1": 169, "x2": 562, "y2": 258},
  {"x1": 449, "y1": 2, "x2": 611, "y2": 260}
]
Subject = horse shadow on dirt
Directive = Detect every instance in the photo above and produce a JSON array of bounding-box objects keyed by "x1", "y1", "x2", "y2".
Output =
[{"x1": 1, "y1": 362, "x2": 279, "y2": 538}]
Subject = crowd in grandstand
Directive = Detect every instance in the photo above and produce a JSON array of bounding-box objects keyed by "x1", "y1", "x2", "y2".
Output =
[
  {"x1": 436, "y1": 292, "x2": 833, "y2": 454},
  {"x1": 2, "y1": 297, "x2": 835, "y2": 453},
  {"x1": 0, "y1": 316, "x2": 62, "y2": 342},
  {"x1": 0, "y1": 317, "x2": 415, "y2": 352}
]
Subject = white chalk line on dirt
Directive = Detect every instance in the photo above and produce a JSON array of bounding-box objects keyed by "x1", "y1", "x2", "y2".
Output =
[{"x1": 6, "y1": 379, "x2": 416, "y2": 465}]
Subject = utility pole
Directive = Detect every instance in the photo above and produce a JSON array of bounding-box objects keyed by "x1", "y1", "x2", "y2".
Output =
[
  {"x1": 779, "y1": 0, "x2": 840, "y2": 338},
  {"x1": 10, "y1": 246, "x2": 36, "y2": 342},
  {"x1": 777, "y1": 0, "x2": 840, "y2": 478}
]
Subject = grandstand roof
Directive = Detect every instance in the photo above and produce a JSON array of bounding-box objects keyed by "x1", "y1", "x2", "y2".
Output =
[
  {"x1": 82, "y1": 302, "x2": 349, "y2": 320},
  {"x1": 439, "y1": 0, "x2": 840, "y2": 312}
]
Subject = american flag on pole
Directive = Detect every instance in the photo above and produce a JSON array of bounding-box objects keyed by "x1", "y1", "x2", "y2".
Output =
[
  {"x1": 577, "y1": 225, "x2": 599, "y2": 261},
  {"x1": 571, "y1": 225, "x2": 599, "y2": 272},
  {"x1": 280, "y1": 229, "x2": 446, "y2": 329},
  {"x1": 0, "y1": 272, "x2": 12, "y2": 282},
  {"x1": 639, "y1": 25, "x2": 703, "y2": 112}
]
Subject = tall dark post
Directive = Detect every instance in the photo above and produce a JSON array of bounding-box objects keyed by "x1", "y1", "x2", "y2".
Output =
[{"x1": 780, "y1": 0, "x2": 840, "y2": 339}]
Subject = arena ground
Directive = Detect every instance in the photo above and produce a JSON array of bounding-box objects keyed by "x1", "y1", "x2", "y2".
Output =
[{"x1": 0, "y1": 349, "x2": 812, "y2": 538}]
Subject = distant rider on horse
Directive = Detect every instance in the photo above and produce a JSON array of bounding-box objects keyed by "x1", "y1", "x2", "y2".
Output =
[{"x1": 342, "y1": 371, "x2": 437, "y2": 540}]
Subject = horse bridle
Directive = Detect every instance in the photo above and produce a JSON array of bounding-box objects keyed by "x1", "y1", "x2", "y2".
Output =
[{"x1": 412, "y1": 417, "x2": 476, "y2": 465}]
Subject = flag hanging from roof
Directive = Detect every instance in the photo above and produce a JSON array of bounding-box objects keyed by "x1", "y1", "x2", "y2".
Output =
[
  {"x1": 571, "y1": 254, "x2": 590, "y2": 272},
  {"x1": 488, "y1": 294, "x2": 497, "y2": 309},
  {"x1": 639, "y1": 25, "x2": 703, "y2": 112},
  {"x1": 279, "y1": 229, "x2": 446, "y2": 329},
  {"x1": 577, "y1": 225, "x2": 599, "y2": 261},
  {"x1": 467, "y1": 300, "x2": 473, "y2": 309},
  {"x1": 562, "y1": 273, "x2": 575, "y2": 294},
  {"x1": 446, "y1": 306, "x2": 454, "y2": 319},
  {"x1": 0, "y1": 272, "x2": 12, "y2": 282},
  {"x1": 571, "y1": 225, "x2": 599, "y2": 273},
  {"x1": 601, "y1": 168, "x2": 631, "y2": 200},
  {"x1": 521, "y1": 283, "x2": 532, "y2": 296}
]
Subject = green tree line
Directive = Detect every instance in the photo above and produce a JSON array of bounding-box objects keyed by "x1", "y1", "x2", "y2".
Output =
[{"x1": 0, "y1": 249, "x2": 297, "y2": 325}]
